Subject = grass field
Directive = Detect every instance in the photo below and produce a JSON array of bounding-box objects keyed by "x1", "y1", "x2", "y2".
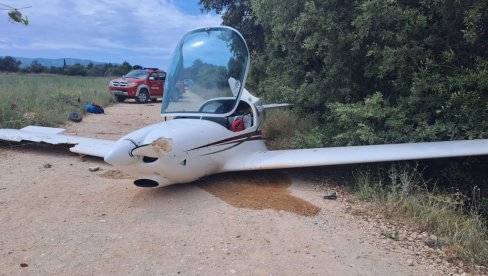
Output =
[{"x1": 0, "y1": 73, "x2": 114, "y2": 128}]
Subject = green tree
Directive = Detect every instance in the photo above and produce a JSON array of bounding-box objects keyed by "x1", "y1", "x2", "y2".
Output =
[
  {"x1": 28, "y1": 60, "x2": 45, "y2": 73},
  {"x1": 247, "y1": 0, "x2": 488, "y2": 145},
  {"x1": 199, "y1": 0, "x2": 265, "y2": 89},
  {"x1": 252, "y1": 0, "x2": 363, "y2": 117},
  {"x1": 199, "y1": 0, "x2": 264, "y2": 53},
  {"x1": 121, "y1": 61, "x2": 131, "y2": 74},
  {"x1": 0, "y1": 56, "x2": 21, "y2": 71},
  {"x1": 66, "y1": 63, "x2": 87, "y2": 76}
]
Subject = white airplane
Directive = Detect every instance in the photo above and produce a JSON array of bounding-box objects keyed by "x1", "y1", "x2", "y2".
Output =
[{"x1": 1, "y1": 26, "x2": 488, "y2": 188}]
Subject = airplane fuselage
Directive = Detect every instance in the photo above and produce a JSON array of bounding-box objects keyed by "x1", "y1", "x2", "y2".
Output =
[{"x1": 104, "y1": 118, "x2": 267, "y2": 187}]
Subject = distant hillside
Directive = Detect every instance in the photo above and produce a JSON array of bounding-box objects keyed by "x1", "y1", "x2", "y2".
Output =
[{"x1": 9, "y1": 57, "x2": 110, "y2": 68}]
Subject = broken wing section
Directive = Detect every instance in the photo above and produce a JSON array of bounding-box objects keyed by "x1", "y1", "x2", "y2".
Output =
[
  {"x1": 223, "y1": 139, "x2": 488, "y2": 171},
  {"x1": 0, "y1": 126, "x2": 115, "y2": 158}
]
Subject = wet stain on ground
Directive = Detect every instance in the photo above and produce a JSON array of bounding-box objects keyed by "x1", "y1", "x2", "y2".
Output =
[{"x1": 198, "y1": 171, "x2": 321, "y2": 216}]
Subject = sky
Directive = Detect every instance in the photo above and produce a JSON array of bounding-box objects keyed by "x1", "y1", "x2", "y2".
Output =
[{"x1": 0, "y1": 0, "x2": 222, "y2": 69}]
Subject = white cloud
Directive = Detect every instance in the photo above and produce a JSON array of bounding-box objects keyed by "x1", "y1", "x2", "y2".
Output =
[
  {"x1": 32, "y1": 42, "x2": 99, "y2": 51},
  {"x1": 0, "y1": 0, "x2": 222, "y2": 67}
]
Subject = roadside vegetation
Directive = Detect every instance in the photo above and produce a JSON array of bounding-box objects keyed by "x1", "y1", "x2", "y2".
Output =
[
  {"x1": 264, "y1": 109, "x2": 488, "y2": 265},
  {"x1": 0, "y1": 56, "x2": 140, "y2": 77},
  {"x1": 206, "y1": 0, "x2": 488, "y2": 266},
  {"x1": 354, "y1": 164, "x2": 488, "y2": 265},
  {"x1": 0, "y1": 73, "x2": 113, "y2": 128}
]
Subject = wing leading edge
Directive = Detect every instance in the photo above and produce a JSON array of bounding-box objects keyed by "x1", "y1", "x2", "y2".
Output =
[
  {"x1": 0, "y1": 126, "x2": 115, "y2": 158},
  {"x1": 224, "y1": 139, "x2": 488, "y2": 171}
]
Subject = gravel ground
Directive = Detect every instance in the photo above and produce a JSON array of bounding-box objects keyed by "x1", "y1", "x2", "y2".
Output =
[{"x1": 0, "y1": 100, "x2": 481, "y2": 275}]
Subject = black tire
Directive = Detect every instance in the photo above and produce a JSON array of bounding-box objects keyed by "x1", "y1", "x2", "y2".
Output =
[
  {"x1": 68, "y1": 112, "x2": 82, "y2": 123},
  {"x1": 115, "y1": 95, "x2": 126, "y2": 102},
  {"x1": 136, "y1": 89, "x2": 149, "y2": 103}
]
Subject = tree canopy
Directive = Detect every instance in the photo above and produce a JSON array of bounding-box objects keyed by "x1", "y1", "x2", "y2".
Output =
[
  {"x1": 0, "y1": 56, "x2": 141, "y2": 77},
  {"x1": 200, "y1": 0, "x2": 488, "y2": 146}
]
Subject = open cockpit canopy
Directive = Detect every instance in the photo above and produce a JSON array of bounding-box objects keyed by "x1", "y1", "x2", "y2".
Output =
[{"x1": 161, "y1": 27, "x2": 249, "y2": 117}]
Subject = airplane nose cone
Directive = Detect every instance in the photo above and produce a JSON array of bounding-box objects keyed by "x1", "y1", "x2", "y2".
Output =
[{"x1": 104, "y1": 139, "x2": 138, "y2": 166}]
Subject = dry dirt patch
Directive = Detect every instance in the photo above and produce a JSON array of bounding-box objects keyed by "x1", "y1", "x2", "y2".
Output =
[{"x1": 98, "y1": 169, "x2": 132, "y2": 179}]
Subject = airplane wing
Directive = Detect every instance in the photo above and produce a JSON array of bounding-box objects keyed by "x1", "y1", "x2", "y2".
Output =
[
  {"x1": 223, "y1": 139, "x2": 488, "y2": 171},
  {"x1": 0, "y1": 126, "x2": 115, "y2": 158}
]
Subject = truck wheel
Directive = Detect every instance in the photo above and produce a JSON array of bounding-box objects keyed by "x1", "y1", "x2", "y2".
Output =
[
  {"x1": 136, "y1": 90, "x2": 149, "y2": 103},
  {"x1": 115, "y1": 95, "x2": 126, "y2": 102}
]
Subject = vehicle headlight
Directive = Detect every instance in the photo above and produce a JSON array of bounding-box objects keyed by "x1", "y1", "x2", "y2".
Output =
[
  {"x1": 109, "y1": 81, "x2": 114, "y2": 86},
  {"x1": 127, "y1": 82, "x2": 137, "y2": 87}
]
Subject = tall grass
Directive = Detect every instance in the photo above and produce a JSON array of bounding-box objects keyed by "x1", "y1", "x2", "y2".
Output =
[
  {"x1": 391, "y1": 193, "x2": 488, "y2": 264},
  {"x1": 262, "y1": 109, "x2": 296, "y2": 149},
  {"x1": 262, "y1": 108, "x2": 336, "y2": 149},
  {"x1": 0, "y1": 73, "x2": 114, "y2": 128},
  {"x1": 354, "y1": 164, "x2": 488, "y2": 265}
]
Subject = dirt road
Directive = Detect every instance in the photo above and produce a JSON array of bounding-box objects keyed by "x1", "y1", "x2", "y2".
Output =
[{"x1": 0, "y1": 101, "x2": 448, "y2": 275}]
